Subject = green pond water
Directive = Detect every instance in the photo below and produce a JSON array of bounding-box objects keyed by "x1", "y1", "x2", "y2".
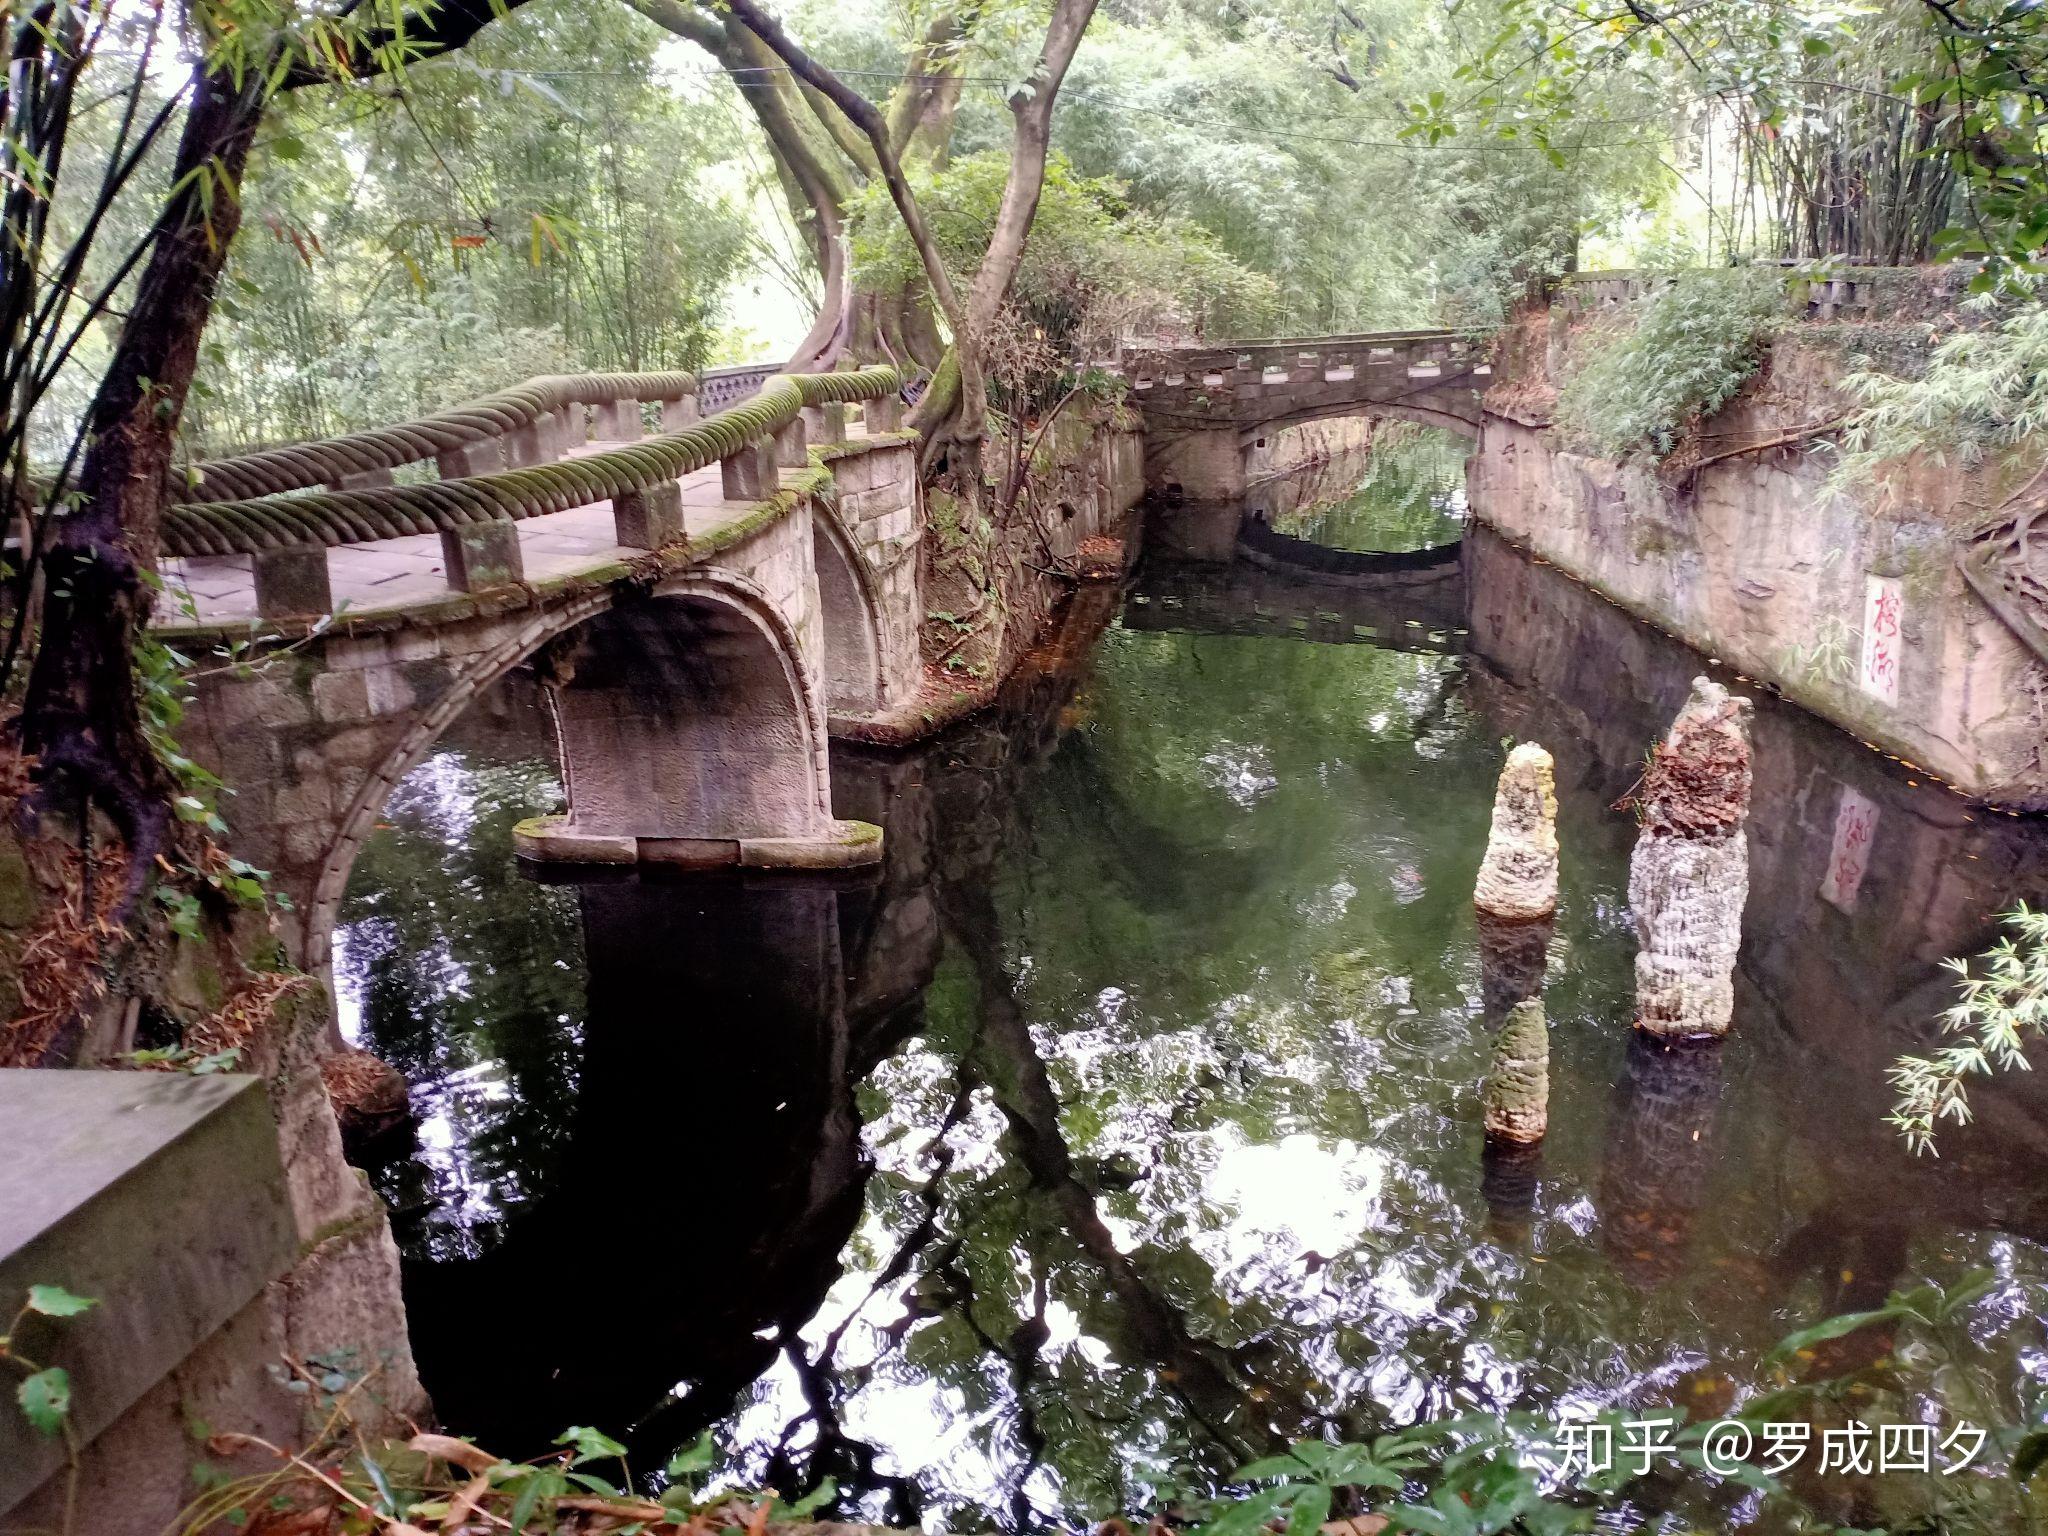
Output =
[{"x1": 338, "y1": 439, "x2": 2048, "y2": 1531}]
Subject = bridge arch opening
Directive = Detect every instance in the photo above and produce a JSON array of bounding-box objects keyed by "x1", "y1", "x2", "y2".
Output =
[
  {"x1": 273, "y1": 571, "x2": 839, "y2": 995},
  {"x1": 546, "y1": 580, "x2": 832, "y2": 844},
  {"x1": 810, "y1": 508, "x2": 886, "y2": 714}
]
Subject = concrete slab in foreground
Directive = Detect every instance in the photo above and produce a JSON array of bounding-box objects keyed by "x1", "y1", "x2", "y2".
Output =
[{"x1": 0, "y1": 1070, "x2": 296, "y2": 1512}]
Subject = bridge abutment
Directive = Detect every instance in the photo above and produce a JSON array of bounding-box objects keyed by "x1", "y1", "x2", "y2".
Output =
[{"x1": 1145, "y1": 425, "x2": 1251, "y2": 501}]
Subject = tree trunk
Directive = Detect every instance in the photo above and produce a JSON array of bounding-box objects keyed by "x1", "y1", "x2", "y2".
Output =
[{"x1": 18, "y1": 65, "x2": 263, "y2": 900}]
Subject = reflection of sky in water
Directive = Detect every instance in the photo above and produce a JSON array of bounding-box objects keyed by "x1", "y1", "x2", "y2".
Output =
[{"x1": 337, "y1": 740, "x2": 582, "y2": 1260}]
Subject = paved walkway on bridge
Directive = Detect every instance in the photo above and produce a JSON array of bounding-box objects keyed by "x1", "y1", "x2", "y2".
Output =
[{"x1": 159, "y1": 426, "x2": 876, "y2": 627}]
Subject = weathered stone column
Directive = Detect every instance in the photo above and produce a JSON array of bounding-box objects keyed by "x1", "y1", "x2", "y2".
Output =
[
  {"x1": 435, "y1": 437, "x2": 503, "y2": 480},
  {"x1": 252, "y1": 546, "x2": 333, "y2": 619},
  {"x1": 612, "y1": 480, "x2": 684, "y2": 550},
  {"x1": 589, "y1": 399, "x2": 640, "y2": 442},
  {"x1": 1483, "y1": 997, "x2": 1549, "y2": 1144},
  {"x1": 772, "y1": 416, "x2": 808, "y2": 468},
  {"x1": 1628, "y1": 677, "x2": 1753, "y2": 1039},
  {"x1": 1474, "y1": 741, "x2": 1558, "y2": 1022},
  {"x1": 1475, "y1": 742, "x2": 1558, "y2": 923},
  {"x1": 801, "y1": 401, "x2": 846, "y2": 443},
  {"x1": 863, "y1": 392, "x2": 904, "y2": 433},
  {"x1": 720, "y1": 439, "x2": 777, "y2": 500},
  {"x1": 439, "y1": 519, "x2": 525, "y2": 592}
]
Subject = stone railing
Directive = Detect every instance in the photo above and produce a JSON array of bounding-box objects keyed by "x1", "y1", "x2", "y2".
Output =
[
  {"x1": 1105, "y1": 330, "x2": 1487, "y2": 405},
  {"x1": 175, "y1": 371, "x2": 705, "y2": 503},
  {"x1": 165, "y1": 366, "x2": 906, "y2": 620},
  {"x1": 1555, "y1": 266, "x2": 1927, "y2": 322}
]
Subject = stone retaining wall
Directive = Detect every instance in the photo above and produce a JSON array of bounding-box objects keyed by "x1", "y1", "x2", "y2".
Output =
[{"x1": 1469, "y1": 301, "x2": 2048, "y2": 808}]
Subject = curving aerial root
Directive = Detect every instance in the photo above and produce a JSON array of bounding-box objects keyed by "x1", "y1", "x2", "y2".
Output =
[{"x1": 1961, "y1": 464, "x2": 2048, "y2": 670}]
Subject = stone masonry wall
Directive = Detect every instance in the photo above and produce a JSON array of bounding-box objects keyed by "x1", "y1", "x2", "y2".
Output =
[
  {"x1": 1470, "y1": 304, "x2": 2048, "y2": 808},
  {"x1": 820, "y1": 438, "x2": 922, "y2": 711}
]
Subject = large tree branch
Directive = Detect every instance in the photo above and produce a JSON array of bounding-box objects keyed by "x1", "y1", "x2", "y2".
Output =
[
  {"x1": 620, "y1": 0, "x2": 722, "y2": 48},
  {"x1": 719, "y1": 0, "x2": 969, "y2": 339},
  {"x1": 624, "y1": 0, "x2": 867, "y2": 367},
  {"x1": 885, "y1": 8, "x2": 978, "y2": 162},
  {"x1": 280, "y1": 0, "x2": 536, "y2": 89},
  {"x1": 962, "y1": 0, "x2": 1097, "y2": 343}
]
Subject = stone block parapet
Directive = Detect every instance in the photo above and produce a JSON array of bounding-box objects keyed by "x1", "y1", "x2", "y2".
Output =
[{"x1": 0, "y1": 1071, "x2": 297, "y2": 1517}]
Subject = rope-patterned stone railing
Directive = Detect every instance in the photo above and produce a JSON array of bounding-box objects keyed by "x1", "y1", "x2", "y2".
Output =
[
  {"x1": 174, "y1": 371, "x2": 706, "y2": 504},
  {"x1": 164, "y1": 366, "x2": 905, "y2": 619}
]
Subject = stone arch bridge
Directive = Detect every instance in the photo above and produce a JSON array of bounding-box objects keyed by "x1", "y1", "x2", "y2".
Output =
[
  {"x1": 160, "y1": 365, "x2": 941, "y2": 981},
  {"x1": 1110, "y1": 330, "x2": 1489, "y2": 500}
]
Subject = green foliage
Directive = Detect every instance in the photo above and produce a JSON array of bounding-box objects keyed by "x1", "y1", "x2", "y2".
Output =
[
  {"x1": 1406, "y1": 0, "x2": 2048, "y2": 289},
  {"x1": 1891, "y1": 903, "x2": 2048, "y2": 1154},
  {"x1": 1840, "y1": 299, "x2": 2048, "y2": 480},
  {"x1": 1036, "y1": 1, "x2": 1666, "y2": 335},
  {"x1": 23, "y1": 1286, "x2": 96, "y2": 1319},
  {"x1": 850, "y1": 149, "x2": 1281, "y2": 351},
  {"x1": 1762, "y1": 1269, "x2": 1994, "y2": 1365},
  {"x1": 1196, "y1": 1424, "x2": 1607, "y2": 1536},
  {"x1": 15, "y1": 1367, "x2": 72, "y2": 1439},
  {"x1": 554, "y1": 1424, "x2": 629, "y2": 1465},
  {"x1": 1186, "y1": 1273, "x2": 2026, "y2": 1535},
  {"x1": 1556, "y1": 269, "x2": 1789, "y2": 458},
  {"x1": 184, "y1": 0, "x2": 751, "y2": 454},
  {"x1": 4, "y1": 1284, "x2": 96, "y2": 1443}
]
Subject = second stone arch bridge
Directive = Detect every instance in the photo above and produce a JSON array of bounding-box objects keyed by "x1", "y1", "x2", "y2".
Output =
[{"x1": 1108, "y1": 328, "x2": 1489, "y2": 500}]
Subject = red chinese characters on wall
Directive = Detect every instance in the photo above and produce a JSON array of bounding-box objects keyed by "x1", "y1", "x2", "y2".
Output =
[{"x1": 1859, "y1": 575, "x2": 1903, "y2": 706}]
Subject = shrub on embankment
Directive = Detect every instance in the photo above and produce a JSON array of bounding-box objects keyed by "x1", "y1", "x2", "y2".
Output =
[{"x1": 1553, "y1": 269, "x2": 1790, "y2": 461}]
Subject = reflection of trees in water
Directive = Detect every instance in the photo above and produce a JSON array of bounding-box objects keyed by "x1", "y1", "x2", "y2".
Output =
[
  {"x1": 1273, "y1": 426, "x2": 1469, "y2": 555},
  {"x1": 338, "y1": 739, "x2": 586, "y2": 1256},
  {"x1": 737, "y1": 607, "x2": 1571, "y2": 1524},
  {"x1": 342, "y1": 523, "x2": 2048, "y2": 1527}
]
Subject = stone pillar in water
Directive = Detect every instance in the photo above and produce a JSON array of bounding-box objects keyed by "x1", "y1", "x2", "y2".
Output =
[
  {"x1": 1475, "y1": 742, "x2": 1558, "y2": 1020},
  {"x1": 1628, "y1": 677, "x2": 1753, "y2": 1039},
  {"x1": 1475, "y1": 744, "x2": 1556, "y2": 1231},
  {"x1": 1474, "y1": 743, "x2": 1559, "y2": 923}
]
